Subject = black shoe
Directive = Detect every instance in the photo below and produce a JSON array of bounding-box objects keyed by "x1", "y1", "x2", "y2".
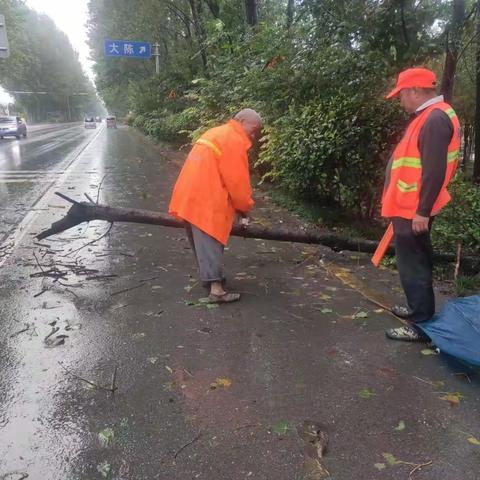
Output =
[
  {"x1": 385, "y1": 326, "x2": 429, "y2": 342},
  {"x1": 391, "y1": 305, "x2": 414, "y2": 319}
]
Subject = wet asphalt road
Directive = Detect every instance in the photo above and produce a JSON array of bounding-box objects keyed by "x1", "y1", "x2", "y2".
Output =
[
  {"x1": 0, "y1": 122, "x2": 102, "y2": 244},
  {"x1": 0, "y1": 125, "x2": 479, "y2": 479}
]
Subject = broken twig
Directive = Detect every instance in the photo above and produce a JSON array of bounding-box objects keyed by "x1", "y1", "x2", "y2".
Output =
[
  {"x1": 174, "y1": 430, "x2": 203, "y2": 459},
  {"x1": 409, "y1": 460, "x2": 433, "y2": 477},
  {"x1": 59, "y1": 362, "x2": 114, "y2": 393}
]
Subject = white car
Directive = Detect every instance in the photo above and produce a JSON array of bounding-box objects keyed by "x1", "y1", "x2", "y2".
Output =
[
  {"x1": 84, "y1": 117, "x2": 97, "y2": 129},
  {"x1": 0, "y1": 116, "x2": 27, "y2": 139}
]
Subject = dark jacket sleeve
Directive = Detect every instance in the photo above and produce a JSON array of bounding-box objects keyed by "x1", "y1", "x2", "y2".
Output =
[{"x1": 417, "y1": 109, "x2": 453, "y2": 217}]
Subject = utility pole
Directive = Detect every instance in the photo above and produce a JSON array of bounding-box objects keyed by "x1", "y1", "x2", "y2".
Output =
[
  {"x1": 0, "y1": 14, "x2": 9, "y2": 58},
  {"x1": 153, "y1": 43, "x2": 160, "y2": 75},
  {"x1": 66, "y1": 95, "x2": 71, "y2": 122}
]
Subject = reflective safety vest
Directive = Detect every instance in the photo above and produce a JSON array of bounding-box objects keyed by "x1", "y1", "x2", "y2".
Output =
[{"x1": 381, "y1": 101, "x2": 461, "y2": 219}]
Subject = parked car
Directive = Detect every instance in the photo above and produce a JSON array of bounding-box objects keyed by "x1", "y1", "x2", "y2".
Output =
[
  {"x1": 106, "y1": 116, "x2": 117, "y2": 128},
  {"x1": 84, "y1": 116, "x2": 97, "y2": 129},
  {"x1": 0, "y1": 116, "x2": 27, "y2": 139},
  {"x1": 95, "y1": 116, "x2": 101, "y2": 123}
]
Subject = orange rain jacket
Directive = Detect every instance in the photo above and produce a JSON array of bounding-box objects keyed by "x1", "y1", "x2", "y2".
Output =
[{"x1": 169, "y1": 119, "x2": 254, "y2": 246}]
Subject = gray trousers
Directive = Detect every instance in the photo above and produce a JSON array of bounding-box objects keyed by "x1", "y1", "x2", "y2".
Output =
[{"x1": 185, "y1": 223, "x2": 224, "y2": 284}]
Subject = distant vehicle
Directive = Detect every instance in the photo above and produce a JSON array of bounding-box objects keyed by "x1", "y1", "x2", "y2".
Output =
[
  {"x1": 95, "y1": 116, "x2": 101, "y2": 123},
  {"x1": 106, "y1": 115, "x2": 117, "y2": 128},
  {"x1": 0, "y1": 116, "x2": 27, "y2": 139},
  {"x1": 84, "y1": 116, "x2": 97, "y2": 129}
]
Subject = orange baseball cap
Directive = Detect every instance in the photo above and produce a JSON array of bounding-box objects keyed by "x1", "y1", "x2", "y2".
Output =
[{"x1": 386, "y1": 67, "x2": 437, "y2": 99}]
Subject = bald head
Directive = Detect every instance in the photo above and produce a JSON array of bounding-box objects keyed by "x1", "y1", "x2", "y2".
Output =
[{"x1": 234, "y1": 108, "x2": 262, "y2": 141}]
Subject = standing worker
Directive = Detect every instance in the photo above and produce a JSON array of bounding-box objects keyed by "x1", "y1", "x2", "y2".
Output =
[
  {"x1": 169, "y1": 109, "x2": 262, "y2": 303},
  {"x1": 382, "y1": 68, "x2": 461, "y2": 341}
]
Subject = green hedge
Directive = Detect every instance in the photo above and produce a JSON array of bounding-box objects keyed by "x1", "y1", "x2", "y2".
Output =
[
  {"x1": 433, "y1": 176, "x2": 480, "y2": 257},
  {"x1": 257, "y1": 93, "x2": 404, "y2": 218}
]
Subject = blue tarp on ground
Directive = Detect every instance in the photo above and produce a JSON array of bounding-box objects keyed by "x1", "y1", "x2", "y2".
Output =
[{"x1": 417, "y1": 295, "x2": 480, "y2": 367}]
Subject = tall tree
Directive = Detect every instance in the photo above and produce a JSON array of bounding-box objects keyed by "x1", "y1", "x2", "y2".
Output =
[
  {"x1": 0, "y1": 0, "x2": 98, "y2": 121},
  {"x1": 286, "y1": 0, "x2": 294, "y2": 29},
  {"x1": 245, "y1": 0, "x2": 259, "y2": 27},
  {"x1": 440, "y1": 0, "x2": 466, "y2": 103}
]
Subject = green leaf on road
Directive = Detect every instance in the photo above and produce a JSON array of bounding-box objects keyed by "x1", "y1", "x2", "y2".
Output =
[
  {"x1": 273, "y1": 421, "x2": 290, "y2": 435},
  {"x1": 98, "y1": 428, "x2": 114, "y2": 447},
  {"x1": 394, "y1": 420, "x2": 405, "y2": 431},
  {"x1": 382, "y1": 453, "x2": 401, "y2": 466},
  {"x1": 97, "y1": 461, "x2": 112, "y2": 478},
  {"x1": 421, "y1": 349, "x2": 437, "y2": 356},
  {"x1": 354, "y1": 311, "x2": 368, "y2": 319},
  {"x1": 320, "y1": 308, "x2": 333, "y2": 314},
  {"x1": 359, "y1": 388, "x2": 376, "y2": 399},
  {"x1": 468, "y1": 436, "x2": 480, "y2": 445},
  {"x1": 374, "y1": 463, "x2": 386, "y2": 471},
  {"x1": 440, "y1": 392, "x2": 464, "y2": 406},
  {"x1": 206, "y1": 303, "x2": 219, "y2": 309},
  {"x1": 186, "y1": 298, "x2": 219, "y2": 309}
]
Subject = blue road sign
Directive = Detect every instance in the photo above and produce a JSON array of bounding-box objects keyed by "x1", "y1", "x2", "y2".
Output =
[{"x1": 104, "y1": 39, "x2": 151, "y2": 59}]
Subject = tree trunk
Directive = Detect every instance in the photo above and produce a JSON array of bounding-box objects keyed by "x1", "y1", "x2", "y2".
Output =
[
  {"x1": 286, "y1": 0, "x2": 294, "y2": 29},
  {"x1": 440, "y1": 0, "x2": 465, "y2": 103},
  {"x1": 245, "y1": 0, "x2": 259, "y2": 27},
  {"x1": 462, "y1": 122, "x2": 473, "y2": 171},
  {"x1": 188, "y1": 0, "x2": 208, "y2": 70},
  {"x1": 474, "y1": 0, "x2": 480, "y2": 182},
  {"x1": 35, "y1": 193, "x2": 480, "y2": 273},
  {"x1": 204, "y1": 0, "x2": 220, "y2": 18},
  {"x1": 400, "y1": 0, "x2": 410, "y2": 49}
]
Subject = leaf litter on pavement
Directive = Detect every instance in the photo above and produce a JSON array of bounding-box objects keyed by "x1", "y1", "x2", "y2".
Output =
[
  {"x1": 210, "y1": 377, "x2": 232, "y2": 389},
  {"x1": 359, "y1": 388, "x2": 376, "y2": 399},
  {"x1": 394, "y1": 420, "x2": 406, "y2": 431},
  {"x1": 378, "y1": 452, "x2": 433, "y2": 476},
  {"x1": 97, "y1": 461, "x2": 112, "y2": 478},
  {"x1": 439, "y1": 392, "x2": 464, "y2": 406},
  {"x1": 98, "y1": 427, "x2": 115, "y2": 447},
  {"x1": 272, "y1": 421, "x2": 290, "y2": 435},
  {"x1": 185, "y1": 297, "x2": 219, "y2": 309}
]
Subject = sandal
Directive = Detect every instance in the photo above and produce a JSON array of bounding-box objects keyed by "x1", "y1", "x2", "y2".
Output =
[{"x1": 208, "y1": 292, "x2": 241, "y2": 304}]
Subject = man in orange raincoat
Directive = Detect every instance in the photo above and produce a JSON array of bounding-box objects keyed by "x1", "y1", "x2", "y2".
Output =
[{"x1": 169, "y1": 109, "x2": 262, "y2": 303}]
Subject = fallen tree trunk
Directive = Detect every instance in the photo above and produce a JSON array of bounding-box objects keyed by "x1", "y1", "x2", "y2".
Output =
[{"x1": 36, "y1": 193, "x2": 479, "y2": 272}]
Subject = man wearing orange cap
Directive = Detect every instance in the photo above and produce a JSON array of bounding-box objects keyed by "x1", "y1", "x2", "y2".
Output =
[
  {"x1": 169, "y1": 109, "x2": 262, "y2": 303},
  {"x1": 382, "y1": 68, "x2": 461, "y2": 341}
]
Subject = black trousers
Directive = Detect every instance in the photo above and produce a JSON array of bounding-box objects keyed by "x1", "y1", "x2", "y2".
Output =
[{"x1": 392, "y1": 217, "x2": 435, "y2": 324}]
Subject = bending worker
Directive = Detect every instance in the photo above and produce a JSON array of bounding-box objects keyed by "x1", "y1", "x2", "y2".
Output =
[
  {"x1": 382, "y1": 68, "x2": 461, "y2": 341},
  {"x1": 169, "y1": 108, "x2": 262, "y2": 304}
]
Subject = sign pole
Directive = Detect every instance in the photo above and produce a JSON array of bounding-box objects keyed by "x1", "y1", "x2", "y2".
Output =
[{"x1": 153, "y1": 43, "x2": 160, "y2": 75}]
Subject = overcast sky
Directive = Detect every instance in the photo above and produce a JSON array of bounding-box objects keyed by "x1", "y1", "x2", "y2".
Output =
[{"x1": 26, "y1": 0, "x2": 94, "y2": 81}]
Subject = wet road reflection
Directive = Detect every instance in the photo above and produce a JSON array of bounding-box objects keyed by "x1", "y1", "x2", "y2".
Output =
[{"x1": 0, "y1": 123, "x2": 101, "y2": 243}]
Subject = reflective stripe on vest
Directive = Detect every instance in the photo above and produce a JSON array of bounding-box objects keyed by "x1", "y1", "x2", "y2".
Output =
[
  {"x1": 392, "y1": 157, "x2": 421, "y2": 169},
  {"x1": 448, "y1": 149, "x2": 459, "y2": 163},
  {"x1": 397, "y1": 179, "x2": 417, "y2": 192},
  {"x1": 195, "y1": 138, "x2": 222, "y2": 157},
  {"x1": 392, "y1": 149, "x2": 459, "y2": 170}
]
